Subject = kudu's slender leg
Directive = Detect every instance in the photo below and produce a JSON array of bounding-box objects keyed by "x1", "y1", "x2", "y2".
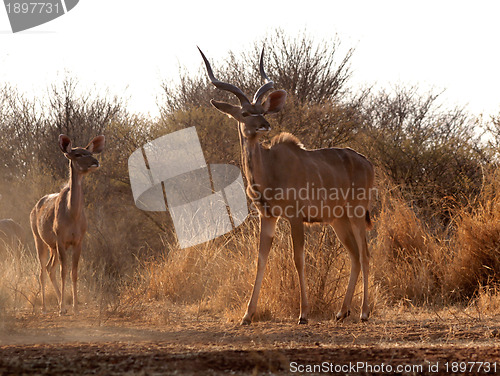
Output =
[
  {"x1": 360, "y1": 237, "x2": 370, "y2": 321},
  {"x1": 289, "y1": 218, "x2": 309, "y2": 324},
  {"x1": 350, "y1": 216, "x2": 371, "y2": 321},
  {"x1": 57, "y1": 241, "x2": 68, "y2": 315},
  {"x1": 47, "y1": 251, "x2": 61, "y2": 303},
  {"x1": 331, "y1": 216, "x2": 361, "y2": 320},
  {"x1": 71, "y1": 241, "x2": 82, "y2": 314},
  {"x1": 241, "y1": 216, "x2": 277, "y2": 325}
]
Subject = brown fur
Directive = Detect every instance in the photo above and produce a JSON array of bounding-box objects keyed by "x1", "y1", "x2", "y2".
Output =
[
  {"x1": 202, "y1": 49, "x2": 375, "y2": 324},
  {"x1": 270, "y1": 132, "x2": 304, "y2": 148},
  {"x1": 31, "y1": 135, "x2": 104, "y2": 315}
]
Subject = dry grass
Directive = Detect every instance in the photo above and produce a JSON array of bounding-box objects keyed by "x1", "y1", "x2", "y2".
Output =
[
  {"x1": 0, "y1": 242, "x2": 39, "y2": 315},
  {"x1": 371, "y1": 190, "x2": 446, "y2": 305},
  {"x1": 447, "y1": 169, "x2": 500, "y2": 300},
  {"x1": 2, "y1": 35, "x2": 499, "y2": 327},
  {"x1": 370, "y1": 170, "x2": 500, "y2": 310},
  {"x1": 2, "y1": 166, "x2": 500, "y2": 324},
  {"x1": 125, "y1": 217, "x2": 362, "y2": 322}
]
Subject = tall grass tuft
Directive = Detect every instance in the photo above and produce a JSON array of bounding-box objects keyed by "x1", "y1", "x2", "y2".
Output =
[
  {"x1": 129, "y1": 216, "x2": 357, "y2": 322},
  {"x1": 447, "y1": 169, "x2": 500, "y2": 299},
  {"x1": 0, "y1": 242, "x2": 39, "y2": 314},
  {"x1": 371, "y1": 188, "x2": 446, "y2": 305}
]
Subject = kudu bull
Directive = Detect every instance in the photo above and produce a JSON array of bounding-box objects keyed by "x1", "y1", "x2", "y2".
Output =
[{"x1": 200, "y1": 47, "x2": 375, "y2": 324}]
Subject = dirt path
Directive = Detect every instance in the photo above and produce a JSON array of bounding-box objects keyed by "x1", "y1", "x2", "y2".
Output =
[{"x1": 1, "y1": 306, "x2": 499, "y2": 375}]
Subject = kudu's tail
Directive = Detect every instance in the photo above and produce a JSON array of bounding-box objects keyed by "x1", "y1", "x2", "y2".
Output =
[{"x1": 365, "y1": 210, "x2": 373, "y2": 230}]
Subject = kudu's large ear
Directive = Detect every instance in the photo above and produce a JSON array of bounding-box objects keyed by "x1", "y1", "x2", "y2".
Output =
[
  {"x1": 262, "y1": 90, "x2": 287, "y2": 114},
  {"x1": 59, "y1": 134, "x2": 72, "y2": 154},
  {"x1": 86, "y1": 135, "x2": 105, "y2": 154},
  {"x1": 210, "y1": 99, "x2": 243, "y2": 121}
]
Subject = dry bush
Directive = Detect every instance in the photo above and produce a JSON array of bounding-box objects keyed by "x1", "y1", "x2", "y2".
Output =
[
  {"x1": 371, "y1": 183, "x2": 447, "y2": 305},
  {"x1": 447, "y1": 169, "x2": 500, "y2": 299},
  {"x1": 161, "y1": 29, "x2": 353, "y2": 114},
  {"x1": 130, "y1": 215, "x2": 363, "y2": 322},
  {"x1": 135, "y1": 221, "x2": 258, "y2": 319},
  {"x1": 357, "y1": 86, "x2": 483, "y2": 224},
  {"x1": 371, "y1": 168, "x2": 500, "y2": 308}
]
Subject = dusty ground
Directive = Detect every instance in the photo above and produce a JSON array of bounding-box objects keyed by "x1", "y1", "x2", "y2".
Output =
[{"x1": 1, "y1": 304, "x2": 499, "y2": 375}]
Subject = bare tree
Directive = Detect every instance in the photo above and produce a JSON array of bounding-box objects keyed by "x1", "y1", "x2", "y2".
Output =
[
  {"x1": 487, "y1": 114, "x2": 500, "y2": 160},
  {"x1": 161, "y1": 29, "x2": 354, "y2": 113},
  {"x1": 358, "y1": 86, "x2": 483, "y2": 220},
  {"x1": 43, "y1": 76, "x2": 122, "y2": 178},
  {"x1": 48, "y1": 76, "x2": 122, "y2": 142}
]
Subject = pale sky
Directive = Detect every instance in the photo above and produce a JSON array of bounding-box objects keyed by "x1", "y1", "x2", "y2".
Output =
[{"x1": 1, "y1": 0, "x2": 499, "y2": 119}]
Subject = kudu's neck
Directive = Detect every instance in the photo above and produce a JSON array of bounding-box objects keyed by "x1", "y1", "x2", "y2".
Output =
[
  {"x1": 238, "y1": 123, "x2": 267, "y2": 193},
  {"x1": 67, "y1": 160, "x2": 85, "y2": 218}
]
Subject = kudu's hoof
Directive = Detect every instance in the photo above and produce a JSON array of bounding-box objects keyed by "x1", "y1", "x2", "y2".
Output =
[
  {"x1": 240, "y1": 318, "x2": 252, "y2": 326},
  {"x1": 298, "y1": 317, "x2": 308, "y2": 325},
  {"x1": 336, "y1": 310, "x2": 351, "y2": 321},
  {"x1": 360, "y1": 313, "x2": 370, "y2": 322}
]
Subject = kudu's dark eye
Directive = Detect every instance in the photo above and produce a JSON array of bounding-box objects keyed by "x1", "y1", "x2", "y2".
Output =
[{"x1": 241, "y1": 111, "x2": 250, "y2": 117}]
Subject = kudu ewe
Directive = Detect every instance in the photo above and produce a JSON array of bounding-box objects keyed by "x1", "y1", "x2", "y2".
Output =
[
  {"x1": 30, "y1": 134, "x2": 105, "y2": 314},
  {"x1": 199, "y1": 48, "x2": 375, "y2": 324}
]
